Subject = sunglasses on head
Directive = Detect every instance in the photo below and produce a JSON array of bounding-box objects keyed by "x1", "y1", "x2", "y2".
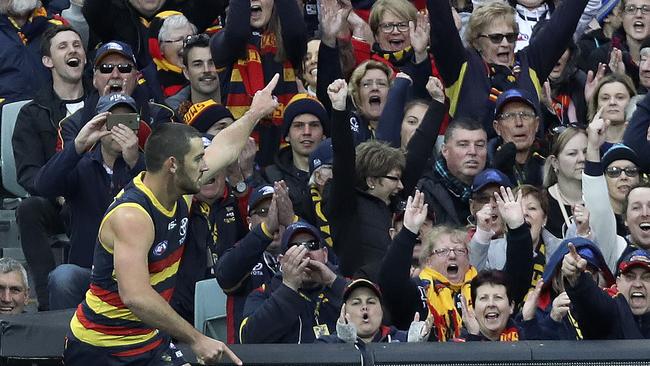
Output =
[
  {"x1": 183, "y1": 33, "x2": 211, "y2": 48},
  {"x1": 479, "y1": 32, "x2": 518, "y2": 44},
  {"x1": 605, "y1": 166, "x2": 639, "y2": 178},
  {"x1": 97, "y1": 63, "x2": 133, "y2": 74},
  {"x1": 288, "y1": 239, "x2": 322, "y2": 251}
]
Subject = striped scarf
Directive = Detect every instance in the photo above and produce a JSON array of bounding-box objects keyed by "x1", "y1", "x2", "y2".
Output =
[
  {"x1": 419, "y1": 266, "x2": 477, "y2": 341},
  {"x1": 434, "y1": 157, "x2": 473, "y2": 204},
  {"x1": 147, "y1": 11, "x2": 188, "y2": 97},
  {"x1": 8, "y1": 6, "x2": 62, "y2": 45},
  {"x1": 226, "y1": 31, "x2": 298, "y2": 126}
]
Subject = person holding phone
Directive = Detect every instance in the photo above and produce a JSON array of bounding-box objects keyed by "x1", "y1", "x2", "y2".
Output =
[{"x1": 33, "y1": 93, "x2": 145, "y2": 311}]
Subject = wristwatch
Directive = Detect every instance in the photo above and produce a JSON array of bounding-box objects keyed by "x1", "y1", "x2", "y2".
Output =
[{"x1": 234, "y1": 181, "x2": 248, "y2": 194}]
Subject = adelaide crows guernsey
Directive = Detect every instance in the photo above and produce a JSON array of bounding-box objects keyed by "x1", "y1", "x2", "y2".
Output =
[{"x1": 69, "y1": 172, "x2": 191, "y2": 355}]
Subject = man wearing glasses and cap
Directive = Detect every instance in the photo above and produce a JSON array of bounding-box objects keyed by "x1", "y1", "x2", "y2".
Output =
[
  {"x1": 57, "y1": 40, "x2": 174, "y2": 151},
  {"x1": 239, "y1": 220, "x2": 347, "y2": 344},
  {"x1": 490, "y1": 88, "x2": 545, "y2": 187}
]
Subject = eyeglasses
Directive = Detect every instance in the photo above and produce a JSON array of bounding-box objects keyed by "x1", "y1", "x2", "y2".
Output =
[
  {"x1": 250, "y1": 207, "x2": 269, "y2": 217},
  {"x1": 361, "y1": 79, "x2": 389, "y2": 89},
  {"x1": 479, "y1": 32, "x2": 518, "y2": 44},
  {"x1": 432, "y1": 247, "x2": 468, "y2": 257},
  {"x1": 472, "y1": 193, "x2": 497, "y2": 205},
  {"x1": 380, "y1": 175, "x2": 401, "y2": 182},
  {"x1": 183, "y1": 33, "x2": 210, "y2": 48},
  {"x1": 161, "y1": 36, "x2": 186, "y2": 44},
  {"x1": 288, "y1": 239, "x2": 322, "y2": 251},
  {"x1": 97, "y1": 63, "x2": 133, "y2": 74},
  {"x1": 605, "y1": 166, "x2": 639, "y2": 178},
  {"x1": 497, "y1": 111, "x2": 536, "y2": 122},
  {"x1": 623, "y1": 4, "x2": 650, "y2": 14},
  {"x1": 378, "y1": 22, "x2": 409, "y2": 33}
]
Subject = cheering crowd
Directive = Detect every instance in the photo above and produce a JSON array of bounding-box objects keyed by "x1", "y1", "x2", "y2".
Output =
[{"x1": 2, "y1": 0, "x2": 650, "y2": 363}]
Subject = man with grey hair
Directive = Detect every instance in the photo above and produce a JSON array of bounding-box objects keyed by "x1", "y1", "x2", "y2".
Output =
[
  {"x1": 0, "y1": 0, "x2": 61, "y2": 106},
  {"x1": 0, "y1": 258, "x2": 30, "y2": 314}
]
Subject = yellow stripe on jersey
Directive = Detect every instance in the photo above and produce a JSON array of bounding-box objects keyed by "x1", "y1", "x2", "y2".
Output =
[
  {"x1": 85, "y1": 290, "x2": 141, "y2": 322},
  {"x1": 70, "y1": 314, "x2": 158, "y2": 348},
  {"x1": 150, "y1": 258, "x2": 181, "y2": 286},
  {"x1": 133, "y1": 172, "x2": 177, "y2": 217},
  {"x1": 445, "y1": 62, "x2": 468, "y2": 117}
]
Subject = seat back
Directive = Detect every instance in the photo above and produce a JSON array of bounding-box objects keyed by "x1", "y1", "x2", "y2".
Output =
[
  {"x1": 194, "y1": 278, "x2": 228, "y2": 341},
  {"x1": 1, "y1": 101, "x2": 31, "y2": 198}
]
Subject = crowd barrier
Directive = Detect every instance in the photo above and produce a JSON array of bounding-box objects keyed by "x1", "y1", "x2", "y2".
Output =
[{"x1": 2, "y1": 311, "x2": 650, "y2": 365}]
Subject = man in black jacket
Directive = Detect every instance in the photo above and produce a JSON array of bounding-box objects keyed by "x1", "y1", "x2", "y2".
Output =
[
  {"x1": 262, "y1": 94, "x2": 328, "y2": 223},
  {"x1": 563, "y1": 246, "x2": 650, "y2": 339},
  {"x1": 418, "y1": 118, "x2": 488, "y2": 226},
  {"x1": 239, "y1": 221, "x2": 346, "y2": 344},
  {"x1": 12, "y1": 25, "x2": 88, "y2": 311}
]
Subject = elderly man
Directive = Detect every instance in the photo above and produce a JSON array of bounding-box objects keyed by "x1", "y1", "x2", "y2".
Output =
[
  {"x1": 57, "y1": 40, "x2": 174, "y2": 149},
  {"x1": 239, "y1": 221, "x2": 346, "y2": 344},
  {"x1": 0, "y1": 258, "x2": 30, "y2": 314},
  {"x1": 563, "y1": 246, "x2": 650, "y2": 338},
  {"x1": 418, "y1": 118, "x2": 488, "y2": 226},
  {"x1": 490, "y1": 88, "x2": 545, "y2": 187}
]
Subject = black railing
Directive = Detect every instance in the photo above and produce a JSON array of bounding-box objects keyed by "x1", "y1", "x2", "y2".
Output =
[{"x1": 2, "y1": 311, "x2": 650, "y2": 365}]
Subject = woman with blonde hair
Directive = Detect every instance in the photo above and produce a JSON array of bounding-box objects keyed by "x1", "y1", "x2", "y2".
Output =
[
  {"x1": 543, "y1": 127, "x2": 588, "y2": 238},
  {"x1": 427, "y1": 0, "x2": 590, "y2": 138}
]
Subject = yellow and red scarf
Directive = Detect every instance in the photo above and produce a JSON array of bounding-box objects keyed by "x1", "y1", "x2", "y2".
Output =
[
  {"x1": 8, "y1": 7, "x2": 64, "y2": 45},
  {"x1": 226, "y1": 31, "x2": 297, "y2": 128},
  {"x1": 419, "y1": 266, "x2": 477, "y2": 341}
]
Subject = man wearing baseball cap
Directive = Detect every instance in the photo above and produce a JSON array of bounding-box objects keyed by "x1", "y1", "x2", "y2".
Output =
[
  {"x1": 240, "y1": 220, "x2": 347, "y2": 344},
  {"x1": 57, "y1": 40, "x2": 174, "y2": 151},
  {"x1": 214, "y1": 183, "x2": 296, "y2": 343},
  {"x1": 262, "y1": 93, "x2": 329, "y2": 223},
  {"x1": 563, "y1": 246, "x2": 650, "y2": 339},
  {"x1": 490, "y1": 88, "x2": 545, "y2": 186},
  {"x1": 32, "y1": 93, "x2": 145, "y2": 310}
]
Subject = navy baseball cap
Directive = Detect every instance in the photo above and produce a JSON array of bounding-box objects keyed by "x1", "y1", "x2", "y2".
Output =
[
  {"x1": 96, "y1": 93, "x2": 137, "y2": 114},
  {"x1": 309, "y1": 138, "x2": 333, "y2": 176},
  {"x1": 471, "y1": 169, "x2": 512, "y2": 193},
  {"x1": 94, "y1": 41, "x2": 137, "y2": 66},
  {"x1": 281, "y1": 221, "x2": 323, "y2": 253},
  {"x1": 494, "y1": 89, "x2": 540, "y2": 117},
  {"x1": 247, "y1": 185, "x2": 274, "y2": 212}
]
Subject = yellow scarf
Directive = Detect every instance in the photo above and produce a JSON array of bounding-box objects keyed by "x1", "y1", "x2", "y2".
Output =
[{"x1": 419, "y1": 266, "x2": 477, "y2": 341}]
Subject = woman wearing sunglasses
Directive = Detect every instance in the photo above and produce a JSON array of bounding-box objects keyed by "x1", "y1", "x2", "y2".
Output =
[
  {"x1": 583, "y1": 110, "x2": 641, "y2": 272},
  {"x1": 426, "y1": 0, "x2": 589, "y2": 139}
]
